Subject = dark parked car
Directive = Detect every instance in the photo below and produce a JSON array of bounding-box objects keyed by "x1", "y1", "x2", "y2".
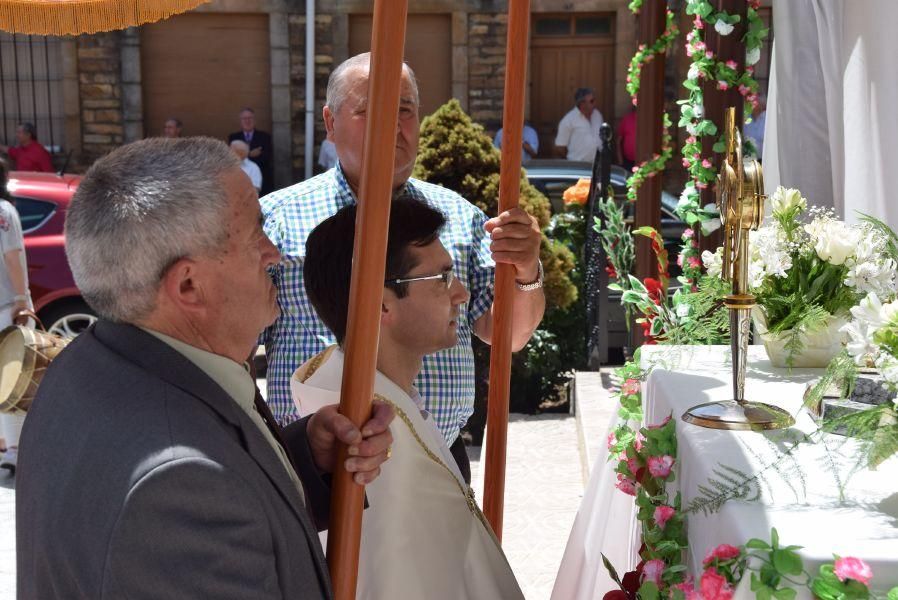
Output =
[
  {"x1": 524, "y1": 159, "x2": 686, "y2": 350},
  {"x1": 8, "y1": 171, "x2": 96, "y2": 338}
]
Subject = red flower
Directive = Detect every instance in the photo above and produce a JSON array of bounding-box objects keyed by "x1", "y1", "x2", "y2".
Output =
[
  {"x1": 643, "y1": 278, "x2": 663, "y2": 305},
  {"x1": 703, "y1": 544, "x2": 741, "y2": 566},
  {"x1": 700, "y1": 568, "x2": 734, "y2": 600},
  {"x1": 834, "y1": 557, "x2": 873, "y2": 586}
]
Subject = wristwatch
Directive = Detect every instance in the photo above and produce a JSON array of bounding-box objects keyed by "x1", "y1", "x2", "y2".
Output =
[{"x1": 515, "y1": 260, "x2": 544, "y2": 292}]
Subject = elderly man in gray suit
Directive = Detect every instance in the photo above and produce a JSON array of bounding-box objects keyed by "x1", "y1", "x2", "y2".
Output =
[{"x1": 16, "y1": 137, "x2": 394, "y2": 599}]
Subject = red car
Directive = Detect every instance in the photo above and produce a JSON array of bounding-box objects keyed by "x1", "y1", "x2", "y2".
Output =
[{"x1": 8, "y1": 171, "x2": 96, "y2": 338}]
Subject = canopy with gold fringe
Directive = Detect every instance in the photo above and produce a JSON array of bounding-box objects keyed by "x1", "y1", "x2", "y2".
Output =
[{"x1": 0, "y1": 0, "x2": 209, "y2": 36}]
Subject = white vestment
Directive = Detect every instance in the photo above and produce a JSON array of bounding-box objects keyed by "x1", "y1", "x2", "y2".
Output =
[{"x1": 291, "y1": 346, "x2": 524, "y2": 600}]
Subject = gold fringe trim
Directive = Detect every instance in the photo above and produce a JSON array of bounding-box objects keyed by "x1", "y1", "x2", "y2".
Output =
[{"x1": 0, "y1": 0, "x2": 211, "y2": 36}]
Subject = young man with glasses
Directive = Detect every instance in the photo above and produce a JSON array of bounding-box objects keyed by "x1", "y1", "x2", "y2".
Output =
[{"x1": 294, "y1": 196, "x2": 524, "y2": 599}]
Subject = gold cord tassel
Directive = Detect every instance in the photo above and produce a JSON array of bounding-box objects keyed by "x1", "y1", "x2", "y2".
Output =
[{"x1": 0, "y1": 0, "x2": 210, "y2": 36}]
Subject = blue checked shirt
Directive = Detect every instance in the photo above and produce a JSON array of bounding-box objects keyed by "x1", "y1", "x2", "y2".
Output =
[{"x1": 261, "y1": 165, "x2": 495, "y2": 445}]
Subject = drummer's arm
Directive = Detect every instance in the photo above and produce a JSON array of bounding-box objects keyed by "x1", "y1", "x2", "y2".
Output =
[{"x1": 3, "y1": 248, "x2": 30, "y2": 319}]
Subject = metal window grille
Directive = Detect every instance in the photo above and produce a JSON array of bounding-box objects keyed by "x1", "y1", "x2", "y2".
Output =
[{"x1": 0, "y1": 33, "x2": 64, "y2": 154}]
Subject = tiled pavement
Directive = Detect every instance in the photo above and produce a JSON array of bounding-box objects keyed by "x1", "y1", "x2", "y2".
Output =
[{"x1": 0, "y1": 370, "x2": 617, "y2": 599}]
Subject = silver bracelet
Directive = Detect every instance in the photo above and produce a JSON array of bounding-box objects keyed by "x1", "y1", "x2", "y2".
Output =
[{"x1": 515, "y1": 260, "x2": 544, "y2": 292}]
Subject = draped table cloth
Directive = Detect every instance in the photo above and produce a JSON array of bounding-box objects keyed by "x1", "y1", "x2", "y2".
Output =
[{"x1": 553, "y1": 345, "x2": 898, "y2": 599}]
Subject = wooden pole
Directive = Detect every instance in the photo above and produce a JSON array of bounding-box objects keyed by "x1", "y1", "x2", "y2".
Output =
[
  {"x1": 633, "y1": 0, "x2": 666, "y2": 345},
  {"x1": 698, "y1": 0, "x2": 747, "y2": 254},
  {"x1": 326, "y1": 2, "x2": 408, "y2": 598},
  {"x1": 482, "y1": 0, "x2": 529, "y2": 541}
]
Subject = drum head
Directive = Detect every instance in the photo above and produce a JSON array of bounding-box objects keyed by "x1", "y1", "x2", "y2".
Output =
[{"x1": 0, "y1": 326, "x2": 26, "y2": 404}]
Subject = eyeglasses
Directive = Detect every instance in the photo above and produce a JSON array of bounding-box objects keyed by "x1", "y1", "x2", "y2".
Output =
[{"x1": 386, "y1": 268, "x2": 456, "y2": 290}]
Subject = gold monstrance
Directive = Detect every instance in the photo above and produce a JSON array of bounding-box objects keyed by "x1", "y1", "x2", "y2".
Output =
[{"x1": 682, "y1": 108, "x2": 795, "y2": 431}]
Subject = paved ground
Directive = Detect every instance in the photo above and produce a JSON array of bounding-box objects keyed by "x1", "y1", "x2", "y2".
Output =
[{"x1": 0, "y1": 370, "x2": 618, "y2": 599}]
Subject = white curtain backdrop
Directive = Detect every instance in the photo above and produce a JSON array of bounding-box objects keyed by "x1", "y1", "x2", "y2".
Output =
[{"x1": 764, "y1": 0, "x2": 898, "y2": 228}]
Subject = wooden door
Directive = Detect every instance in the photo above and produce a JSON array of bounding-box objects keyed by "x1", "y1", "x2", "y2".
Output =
[
  {"x1": 530, "y1": 14, "x2": 615, "y2": 157},
  {"x1": 349, "y1": 13, "x2": 452, "y2": 119},
  {"x1": 141, "y1": 13, "x2": 271, "y2": 140}
]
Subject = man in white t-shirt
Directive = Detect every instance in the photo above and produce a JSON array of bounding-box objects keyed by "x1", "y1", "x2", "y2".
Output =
[
  {"x1": 554, "y1": 87, "x2": 604, "y2": 162},
  {"x1": 229, "y1": 139, "x2": 262, "y2": 192}
]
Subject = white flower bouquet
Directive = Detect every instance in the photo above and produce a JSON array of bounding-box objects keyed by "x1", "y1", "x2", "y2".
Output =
[{"x1": 746, "y1": 187, "x2": 897, "y2": 367}]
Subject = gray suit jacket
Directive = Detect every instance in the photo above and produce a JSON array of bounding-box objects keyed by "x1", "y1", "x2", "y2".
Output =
[{"x1": 17, "y1": 321, "x2": 333, "y2": 599}]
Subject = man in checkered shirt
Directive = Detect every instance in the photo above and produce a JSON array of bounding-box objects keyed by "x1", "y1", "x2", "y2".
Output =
[{"x1": 261, "y1": 53, "x2": 545, "y2": 482}]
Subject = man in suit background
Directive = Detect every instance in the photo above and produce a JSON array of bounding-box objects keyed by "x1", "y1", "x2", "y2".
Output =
[
  {"x1": 16, "y1": 137, "x2": 393, "y2": 599},
  {"x1": 228, "y1": 107, "x2": 274, "y2": 195}
]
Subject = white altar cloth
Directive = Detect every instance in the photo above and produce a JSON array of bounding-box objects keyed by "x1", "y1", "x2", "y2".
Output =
[{"x1": 552, "y1": 345, "x2": 898, "y2": 600}]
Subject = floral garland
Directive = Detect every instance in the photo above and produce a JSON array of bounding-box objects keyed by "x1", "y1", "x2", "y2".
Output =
[
  {"x1": 625, "y1": 6, "x2": 678, "y2": 202},
  {"x1": 604, "y1": 367, "x2": 898, "y2": 600},
  {"x1": 675, "y1": 0, "x2": 768, "y2": 286}
]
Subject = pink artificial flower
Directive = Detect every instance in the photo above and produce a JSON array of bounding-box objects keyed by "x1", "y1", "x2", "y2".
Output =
[
  {"x1": 627, "y1": 457, "x2": 641, "y2": 477},
  {"x1": 717, "y1": 80, "x2": 729, "y2": 91},
  {"x1": 701, "y1": 159, "x2": 713, "y2": 168},
  {"x1": 673, "y1": 579, "x2": 699, "y2": 600},
  {"x1": 653, "y1": 505, "x2": 676, "y2": 529},
  {"x1": 632, "y1": 165, "x2": 639, "y2": 173},
  {"x1": 622, "y1": 378, "x2": 641, "y2": 396},
  {"x1": 725, "y1": 60, "x2": 738, "y2": 70},
  {"x1": 607, "y1": 432, "x2": 616, "y2": 450},
  {"x1": 705, "y1": 50, "x2": 714, "y2": 59},
  {"x1": 683, "y1": 228, "x2": 695, "y2": 239},
  {"x1": 834, "y1": 557, "x2": 873, "y2": 586},
  {"x1": 647, "y1": 455, "x2": 675, "y2": 478},
  {"x1": 746, "y1": 65, "x2": 755, "y2": 75},
  {"x1": 738, "y1": 84, "x2": 750, "y2": 95},
  {"x1": 688, "y1": 256, "x2": 702, "y2": 269},
  {"x1": 682, "y1": 158, "x2": 691, "y2": 168},
  {"x1": 615, "y1": 474, "x2": 637, "y2": 496},
  {"x1": 696, "y1": 181, "x2": 708, "y2": 190},
  {"x1": 642, "y1": 559, "x2": 666, "y2": 585},
  {"x1": 703, "y1": 544, "x2": 741, "y2": 566},
  {"x1": 648, "y1": 415, "x2": 672, "y2": 430},
  {"x1": 685, "y1": 46, "x2": 694, "y2": 58},
  {"x1": 677, "y1": 253, "x2": 684, "y2": 267},
  {"x1": 693, "y1": 15, "x2": 704, "y2": 29},
  {"x1": 700, "y1": 568, "x2": 734, "y2": 600},
  {"x1": 686, "y1": 136, "x2": 697, "y2": 144},
  {"x1": 695, "y1": 41, "x2": 706, "y2": 52},
  {"x1": 635, "y1": 432, "x2": 645, "y2": 452}
]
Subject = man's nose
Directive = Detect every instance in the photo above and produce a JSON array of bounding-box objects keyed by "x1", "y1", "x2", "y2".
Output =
[{"x1": 451, "y1": 278, "x2": 470, "y2": 305}]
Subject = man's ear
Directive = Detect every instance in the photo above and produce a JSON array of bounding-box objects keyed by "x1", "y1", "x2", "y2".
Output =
[
  {"x1": 160, "y1": 257, "x2": 206, "y2": 313},
  {"x1": 323, "y1": 105, "x2": 335, "y2": 141},
  {"x1": 380, "y1": 287, "x2": 399, "y2": 326}
]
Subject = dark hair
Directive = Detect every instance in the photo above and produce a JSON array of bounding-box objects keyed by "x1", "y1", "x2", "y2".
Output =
[
  {"x1": 574, "y1": 87, "x2": 594, "y2": 104},
  {"x1": 0, "y1": 157, "x2": 11, "y2": 202},
  {"x1": 166, "y1": 117, "x2": 183, "y2": 128},
  {"x1": 304, "y1": 195, "x2": 446, "y2": 345},
  {"x1": 19, "y1": 122, "x2": 36, "y2": 140}
]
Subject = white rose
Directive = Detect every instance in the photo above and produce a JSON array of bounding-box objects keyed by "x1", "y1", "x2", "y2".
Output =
[
  {"x1": 715, "y1": 19, "x2": 734, "y2": 36},
  {"x1": 811, "y1": 221, "x2": 860, "y2": 266},
  {"x1": 701, "y1": 217, "x2": 722, "y2": 235},
  {"x1": 769, "y1": 186, "x2": 807, "y2": 215},
  {"x1": 687, "y1": 63, "x2": 701, "y2": 81},
  {"x1": 702, "y1": 249, "x2": 723, "y2": 278},
  {"x1": 746, "y1": 47, "x2": 761, "y2": 66},
  {"x1": 693, "y1": 103, "x2": 704, "y2": 119}
]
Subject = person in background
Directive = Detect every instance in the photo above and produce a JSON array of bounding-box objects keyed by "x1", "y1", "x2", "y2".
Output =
[
  {"x1": 0, "y1": 158, "x2": 31, "y2": 475},
  {"x1": 228, "y1": 107, "x2": 274, "y2": 195},
  {"x1": 554, "y1": 87, "x2": 604, "y2": 162},
  {"x1": 493, "y1": 121, "x2": 539, "y2": 163},
  {"x1": 0, "y1": 123, "x2": 53, "y2": 173},
  {"x1": 230, "y1": 139, "x2": 262, "y2": 192},
  {"x1": 744, "y1": 93, "x2": 767, "y2": 159},
  {"x1": 616, "y1": 106, "x2": 637, "y2": 172},
  {"x1": 162, "y1": 117, "x2": 183, "y2": 138}
]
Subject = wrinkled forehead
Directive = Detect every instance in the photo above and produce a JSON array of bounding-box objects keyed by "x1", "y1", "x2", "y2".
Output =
[{"x1": 342, "y1": 66, "x2": 418, "y2": 107}]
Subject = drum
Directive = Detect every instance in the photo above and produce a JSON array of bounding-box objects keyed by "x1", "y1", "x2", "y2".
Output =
[{"x1": 0, "y1": 325, "x2": 69, "y2": 415}]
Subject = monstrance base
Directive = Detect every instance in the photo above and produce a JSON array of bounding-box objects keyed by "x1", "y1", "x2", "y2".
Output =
[{"x1": 682, "y1": 400, "x2": 795, "y2": 431}]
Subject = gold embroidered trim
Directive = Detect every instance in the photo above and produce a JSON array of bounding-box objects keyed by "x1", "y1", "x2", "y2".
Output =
[
  {"x1": 295, "y1": 345, "x2": 335, "y2": 383},
  {"x1": 374, "y1": 393, "x2": 504, "y2": 550}
]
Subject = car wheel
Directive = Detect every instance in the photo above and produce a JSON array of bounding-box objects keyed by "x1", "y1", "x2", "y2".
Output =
[{"x1": 41, "y1": 300, "x2": 98, "y2": 340}]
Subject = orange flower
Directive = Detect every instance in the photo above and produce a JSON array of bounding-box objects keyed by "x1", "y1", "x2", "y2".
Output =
[{"x1": 563, "y1": 178, "x2": 592, "y2": 206}]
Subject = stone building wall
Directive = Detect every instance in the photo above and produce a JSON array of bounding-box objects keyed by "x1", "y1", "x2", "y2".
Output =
[
  {"x1": 75, "y1": 32, "x2": 124, "y2": 164},
  {"x1": 467, "y1": 13, "x2": 508, "y2": 129}
]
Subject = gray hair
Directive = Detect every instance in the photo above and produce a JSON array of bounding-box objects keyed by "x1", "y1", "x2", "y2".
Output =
[
  {"x1": 65, "y1": 137, "x2": 240, "y2": 323},
  {"x1": 326, "y1": 52, "x2": 419, "y2": 114},
  {"x1": 574, "y1": 87, "x2": 594, "y2": 104}
]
